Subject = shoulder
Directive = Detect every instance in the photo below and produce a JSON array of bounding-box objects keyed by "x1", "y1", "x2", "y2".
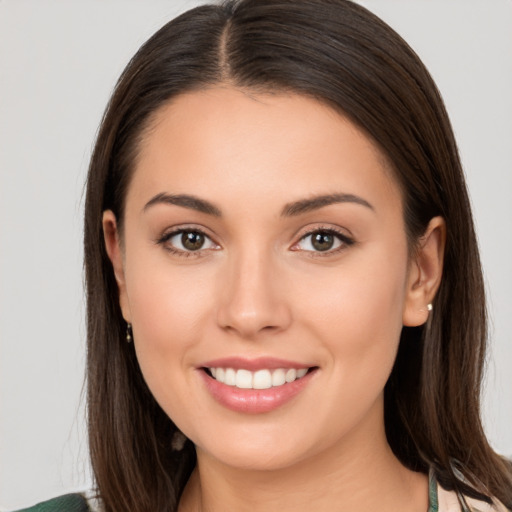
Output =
[
  {"x1": 434, "y1": 482, "x2": 509, "y2": 512},
  {"x1": 12, "y1": 493, "x2": 102, "y2": 512},
  {"x1": 429, "y1": 470, "x2": 510, "y2": 512}
]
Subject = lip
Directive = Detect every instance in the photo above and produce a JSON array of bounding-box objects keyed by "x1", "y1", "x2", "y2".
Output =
[
  {"x1": 198, "y1": 359, "x2": 318, "y2": 414},
  {"x1": 200, "y1": 356, "x2": 313, "y2": 371}
]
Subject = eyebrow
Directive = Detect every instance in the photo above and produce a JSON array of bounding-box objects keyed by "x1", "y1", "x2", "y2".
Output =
[
  {"x1": 143, "y1": 193, "x2": 222, "y2": 216},
  {"x1": 281, "y1": 193, "x2": 374, "y2": 216},
  {"x1": 143, "y1": 192, "x2": 374, "y2": 217}
]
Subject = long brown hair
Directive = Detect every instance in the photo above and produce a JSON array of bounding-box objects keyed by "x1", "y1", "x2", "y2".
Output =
[{"x1": 84, "y1": 1, "x2": 512, "y2": 510}]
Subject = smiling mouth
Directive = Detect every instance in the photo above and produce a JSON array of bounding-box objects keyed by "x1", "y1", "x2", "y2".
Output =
[{"x1": 203, "y1": 367, "x2": 316, "y2": 390}]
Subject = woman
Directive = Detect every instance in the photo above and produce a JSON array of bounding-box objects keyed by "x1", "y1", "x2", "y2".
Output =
[{"x1": 18, "y1": 0, "x2": 512, "y2": 510}]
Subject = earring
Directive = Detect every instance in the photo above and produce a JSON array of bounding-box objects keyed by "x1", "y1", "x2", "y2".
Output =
[
  {"x1": 427, "y1": 303, "x2": 433, "y2": 312},
  {"x1": 126, "y1": 323, "x2": 132, "y2": 343}
]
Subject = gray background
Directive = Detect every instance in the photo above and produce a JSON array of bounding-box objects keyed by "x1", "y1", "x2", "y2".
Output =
[{"x1": 1, "y1": 1, "x2": 511, "y2": 509}]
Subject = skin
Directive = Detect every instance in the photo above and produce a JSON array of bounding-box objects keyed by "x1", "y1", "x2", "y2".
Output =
[{"x1": 103, "y1": 87, "x2": 445, "y2": 512}]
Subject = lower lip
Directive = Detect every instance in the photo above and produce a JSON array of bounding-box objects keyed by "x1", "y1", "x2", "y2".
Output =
[{"x1": 199, "y1": 369, "x2": 316, "y2": 414}]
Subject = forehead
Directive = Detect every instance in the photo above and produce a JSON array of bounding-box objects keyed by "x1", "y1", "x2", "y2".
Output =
[{"x1": 128, "y1": 87, "x2": 401, "y2": 217}]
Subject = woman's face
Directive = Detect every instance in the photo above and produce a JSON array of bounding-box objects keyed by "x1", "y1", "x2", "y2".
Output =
[{"x1": 104, "y1": 87, "x2": 433, "y2": 471}]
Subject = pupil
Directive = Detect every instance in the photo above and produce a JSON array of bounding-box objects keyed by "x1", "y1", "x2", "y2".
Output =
[
  {"x1": 182, "y1": 231, "x2": 204, "y2": 251},
  {"x1": 312, "y1": 232, "x2": 334, "y2": 251}
]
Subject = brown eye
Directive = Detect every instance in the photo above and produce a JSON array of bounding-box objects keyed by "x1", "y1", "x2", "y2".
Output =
[
  {"x1": 311, "y1": 232, "x2": 335, "y2": 251},
  {"x1": 161, "y1": 229, "x2": 218, "y2": 255},
  {"x1": 293, "y1": 228, "x2": 354, "y2": 254},
  {"x1": 181, "y1": 231, "x2": 205, "y2": 251}
]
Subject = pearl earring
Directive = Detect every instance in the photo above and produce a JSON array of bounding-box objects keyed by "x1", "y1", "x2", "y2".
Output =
[
  {"x1": 427, "y1": 303, "x2": 433, "y2": 312},
  {"x1": 126, "y1": 323, "x2": 132, "y2": 342}
]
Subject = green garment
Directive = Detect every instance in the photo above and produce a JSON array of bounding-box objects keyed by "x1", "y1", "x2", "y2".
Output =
[
  {"x1": 13, "y1": 494, "x2": 90, "y2": 512},
  {"x1": 12, "y1": 472, "x2": 509, "y2": 512}
]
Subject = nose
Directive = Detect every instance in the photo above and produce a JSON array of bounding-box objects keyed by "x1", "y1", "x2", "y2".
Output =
[{"x1": 216, "y1": 247, "x2": 292, "y2": 340}]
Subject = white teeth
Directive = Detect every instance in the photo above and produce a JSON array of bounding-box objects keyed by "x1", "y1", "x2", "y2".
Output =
[
  {"x1": 285, "y1": 368, "x2": 297, "y2": 383},
  {"x1": 272, "y1": 368, "x2": 286, "y2": 387},
  {"x1": 253, "y1": 369, "x2": 272, "y2": 389},
  {"x1": 236, "y1": 369, "x2": 253, "y2": 389},
  {"x1": 208, "y1": 367, "x2": 310, "y2": 389},
  {"x1": 216, "y1": 367, "x2": 225, "y2": 383},
  {"x1": 225, "y1": 368, "x2": 236, "y2": 386}
]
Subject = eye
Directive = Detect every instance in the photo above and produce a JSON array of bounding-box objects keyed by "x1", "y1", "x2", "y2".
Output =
[
  {"x1": 292, "y1": 228, "x2": 354, "y2": 254},
  {"x1": 158, "y1": 228, "x2": 219, "y2": 255}
]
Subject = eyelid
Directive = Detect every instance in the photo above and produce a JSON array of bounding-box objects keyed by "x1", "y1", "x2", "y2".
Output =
[
  {"x1": 290, "y1": 225, "x2": 355, "y2": 255},
  {"x1": 156, "y1": 225, "x2": 221, "y2": 256}
]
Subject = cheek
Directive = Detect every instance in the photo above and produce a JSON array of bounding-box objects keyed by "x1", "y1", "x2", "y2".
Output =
[
  {"x1": 127, "y1": 252, "x2": 212, "y2": 334},
  {"x1": 124, "y1": 257, "x2": 215, "y2": 390},
  {"x1": 125, "y1": 264, "x2": 219, "y2": 434},
  {"x1": 301, "y1": 246, "x2": 406, "y2": 320},
  {"x1": 285, "y1": 249, "x2": 408, "y2": 442},
  {"x1": 295, "y1": 243, "x2": 408, "y2": 378}
]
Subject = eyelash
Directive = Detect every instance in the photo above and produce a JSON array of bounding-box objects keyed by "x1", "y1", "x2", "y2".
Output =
[
  {"x1": 156, "y1": 227, "x2": 218, "y2": 258},
  {"x1": 156, "y1": 226, "x2": 355, "y2": 258},
  {"x1": 294, "y1": 226, "x2": 355, "y2": 257}
]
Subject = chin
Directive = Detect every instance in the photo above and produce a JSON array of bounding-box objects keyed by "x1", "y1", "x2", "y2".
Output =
[
  {"x1": 190, "y1": 420, "x2": 330, "y2": 472},
  {"x1": 200, "y1": 442, "x2": 305, "y2": 472}
]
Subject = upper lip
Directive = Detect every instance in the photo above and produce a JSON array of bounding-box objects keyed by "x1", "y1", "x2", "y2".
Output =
[{"x1": 199, "y1": 357, "x2": 314, "y2": 371}]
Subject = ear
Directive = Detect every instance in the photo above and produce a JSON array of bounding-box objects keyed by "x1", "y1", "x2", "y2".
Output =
[
  {"x1": 102, "y1": 210, "x2": 132, "y2": 322},
  {"x1": 402, "y1": 216, "x2": 446, "y2": 327}
]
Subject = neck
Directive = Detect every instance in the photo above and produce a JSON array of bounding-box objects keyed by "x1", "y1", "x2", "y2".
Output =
[{"x1": 178, "y1": 405, "x2": 428, "y2": 512}]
